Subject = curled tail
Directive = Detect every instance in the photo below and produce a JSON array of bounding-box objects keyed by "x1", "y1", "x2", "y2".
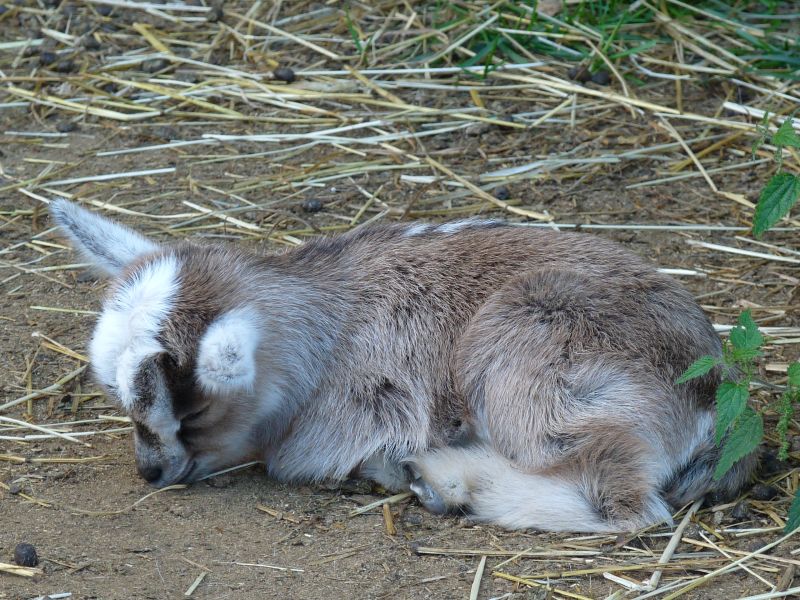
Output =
[
  {"x1": 409, "y1": 424, "x2": 756, "y2": 532},
  {"x1": 409, "y1": 440, "x2": 674, "y2": 533}
]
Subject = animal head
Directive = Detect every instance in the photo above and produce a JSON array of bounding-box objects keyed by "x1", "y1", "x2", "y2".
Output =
[{"x1": 50, "y1": 200, "x2": 266, "y2": 487}]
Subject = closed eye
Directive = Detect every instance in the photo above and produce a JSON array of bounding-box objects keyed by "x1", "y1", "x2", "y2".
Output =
[{"x1": 181, "y1": 405, "x2": 209, "y2": 425}]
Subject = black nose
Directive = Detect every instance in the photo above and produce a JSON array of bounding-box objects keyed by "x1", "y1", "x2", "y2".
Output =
[{"x1": 138, "y1": 464, "x2": 163, "y2": 483}]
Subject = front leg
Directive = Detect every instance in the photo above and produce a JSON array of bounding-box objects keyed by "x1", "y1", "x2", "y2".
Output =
[{"x1": 358, "y1": 452, "x2": 411, "y2": 492}]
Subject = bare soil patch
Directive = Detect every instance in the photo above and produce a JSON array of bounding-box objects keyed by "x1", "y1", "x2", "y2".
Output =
[{"x1": 2, "y1": 2, "x2": 799, "y2": 599}]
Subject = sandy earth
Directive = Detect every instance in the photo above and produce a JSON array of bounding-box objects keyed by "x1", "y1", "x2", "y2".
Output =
[{"x1": 2, "y1": 2, "x2": 800, "y2": 599}]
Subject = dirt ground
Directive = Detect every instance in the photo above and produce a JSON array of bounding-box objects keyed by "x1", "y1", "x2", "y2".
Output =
[{"x1": 2, "y1": 2, "x2": 800, "y2": 599}]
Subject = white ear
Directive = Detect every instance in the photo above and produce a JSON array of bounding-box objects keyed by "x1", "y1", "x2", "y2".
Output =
[
  {"x1": 196, "y1": 309, "x2": 260, "y2": 395},
  {"x1": 50, "y1": 199, "x2": 159, "y2": 277}
]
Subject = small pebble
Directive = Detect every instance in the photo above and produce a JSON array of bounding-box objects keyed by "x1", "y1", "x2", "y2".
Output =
[
  {"x1": 13, "y1": 543, "x2": 38, "y2": 567},
  {"x1": 8, "y1": 482, "x2": 22, "y2": 495},
  {"x1": 206, "y1": 6, "x2": 224, "y2": 22},
  {"x1": 96, "y1": 5, "x2": 113, "y2": 16},
  {"x1": 745, "y1": 538, "x2": 767, "y2": 553},
  {"x1": 204, "y1": 473, "x2": 233, "y2": 488},
  {"x1": 465, "y1": 121, "x2": 491, "y2": 136},
  {"x1": 153, "y1": 126, "x2": 178, "y2": 141},
  {"x1": 526, "y1": 588, "x2": 550, "y2": 600},
  {"x1": 56, "y1": 121, "x2": 78, "y2": 133},
  {"x1": 273, "y1": 66, "x2": 296, "y2": 83},
  {"x1": 591, "y1": 70, "x2": 611, "y2": 86},
  {"x1": 731, "y1": 500, "x2": 751, "y2": 520},
  {"x1": 749, "y1": 483, "x2": 779, "y2": 501},
  {"x1": 684, "y1": 522, "x2": 701, "y2": 538},
  {"x1": 143, "y1": 58, "x2": 170, "y2": 74},
  {"x1": 301, "y1": 199, "x2": 323, "y2": 213},
  {"x1": 493, "y1": 186, "x2": 510, "y2": 201},
  {"x1": 567, "y1": 65, "x2": 591, "y2": 83},
  {"x1": 39, "y1": 51, "x2": 57, "y2": 66},
  {"x1": 712, "y1": 510, "x2": 724, "y2": 525},
  {"x1": 403, "y1": 512, "x2": 423, "y2": 526},
  {"x1": 168, "y1": 504, "x2": 192, "y2": 518}
]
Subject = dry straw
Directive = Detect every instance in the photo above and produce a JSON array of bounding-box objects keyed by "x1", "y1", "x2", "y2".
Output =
[{"x1": 1, "y1": 0, "x2": 799, "y2": 597}]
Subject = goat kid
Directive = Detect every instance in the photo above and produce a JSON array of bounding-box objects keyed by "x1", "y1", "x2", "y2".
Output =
[{"x1": 50, "y1": 199, "x2": 754, "y2": 532}]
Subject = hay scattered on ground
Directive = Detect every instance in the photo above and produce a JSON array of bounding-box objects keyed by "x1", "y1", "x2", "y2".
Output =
[{"x1": 1, "y1": 1, "x2": 799, "y2": 598}]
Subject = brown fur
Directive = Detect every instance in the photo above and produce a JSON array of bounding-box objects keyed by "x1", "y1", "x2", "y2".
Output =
[{"x1": 50, "y1": 201, "x2": 756, "y2": 532}]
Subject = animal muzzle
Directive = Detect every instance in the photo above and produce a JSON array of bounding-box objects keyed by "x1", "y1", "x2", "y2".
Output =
[{"x1": 134, "y1": 439, "x2": 196, "y2": 487}]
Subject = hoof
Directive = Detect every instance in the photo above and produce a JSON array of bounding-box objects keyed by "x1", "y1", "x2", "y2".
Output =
[{"x1": 410, "y1": 477, "x2": 447, "y2": 515}]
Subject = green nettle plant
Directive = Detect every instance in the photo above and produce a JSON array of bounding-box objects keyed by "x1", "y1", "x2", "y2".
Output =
[
  {"x1": 678, "y1": 315, "x2": 800, "y2": 530},
  {"x1": 751, "y1": 112, "x2": 800, "y2": 238},
  {"x1": 679, "y1": 111, "x2": 800, "y2": 531}
]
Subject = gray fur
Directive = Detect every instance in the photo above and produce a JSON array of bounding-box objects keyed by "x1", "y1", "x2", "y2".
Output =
[{"x1": 51, "y1": 200, "x2": 755, "y2": 532}]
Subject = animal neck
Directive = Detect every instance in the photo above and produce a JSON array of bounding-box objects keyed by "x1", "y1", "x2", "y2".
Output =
[{"x1": 249, "y1": 264, "x2": 343, "y2": 409}]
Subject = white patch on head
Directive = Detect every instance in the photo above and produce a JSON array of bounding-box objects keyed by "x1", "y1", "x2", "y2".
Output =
[
  {"x1": 89, "y1": 255, "x2": 180, "y2": 410},
  {"x1": 402, "y1": 223, "x2": 432, "y2": 237},
  {"x1": 196, "y1": 308, "x2": 260, "y2": 395}
]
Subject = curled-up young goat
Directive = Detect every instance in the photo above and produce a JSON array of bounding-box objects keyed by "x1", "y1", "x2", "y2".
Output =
[{"x1": 50, "y1": 199, "x2": 754, "y2": 532}]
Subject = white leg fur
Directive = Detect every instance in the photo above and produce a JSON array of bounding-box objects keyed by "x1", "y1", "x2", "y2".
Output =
[
  {"x1": 358, "y1": 452, "x2": 409, "y2": 492},
  {"x1": 410, "y1": 445, "x2": 671, "y2": 533}
]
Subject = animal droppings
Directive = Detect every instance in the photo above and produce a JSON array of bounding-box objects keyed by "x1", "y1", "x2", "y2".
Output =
[
  {"x1": 273, "y1": 67, "x2": 296, "y2": 83},
  {"x1": 591, "y1": 70, "x2": 611, "y2": 86},
  {"x1": 39, "y1": 51, "x2": 57, "y2": 66},
  {"x1": 13, "y1": 542, "x2": 39, "y2": 567},
  {"x1": 206, "y1": 6, "x2": 224, "y2": 22},
  {"x1": 494, "y1": 186, "x2": 510, "y2": 201},
  {"x1": 567, "y1": 65, "x2": 591, "y2": 82},
  {"x1": 749, "y1": 484, "x2": 779, "y2": 501},
  {"x1": 301, "y1": 199, "x2": 323, "y2": 213}
]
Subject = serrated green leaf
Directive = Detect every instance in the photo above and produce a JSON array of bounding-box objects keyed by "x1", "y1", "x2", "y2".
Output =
[
  {"x1": 788, "y1": 362, "x2": 800, "y2": 389},
  {"x1": 715, "y1": 381, "x2": 749, "y2": 443},
  {"x1": 714, "y1": 407, "x2": 763, "y2": 480},
  {"x1": 772, "y1": 117, "x2": 800, "y2": 149},
  {"x1": 730, "y1": 310, "x2": 763, "y2": 352},
  {"x1": 785, "y1": 489, "x2": 800, "y2": 532},
  {"x1": 676, "y1": 355, "x2": 717, "y2": 384},
  {"x1": 752, "y1": 172, "x2": 800, "y2": 238},
  {"x1": 731, "y1": 347, "x2": 762, "y2": 363}
]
